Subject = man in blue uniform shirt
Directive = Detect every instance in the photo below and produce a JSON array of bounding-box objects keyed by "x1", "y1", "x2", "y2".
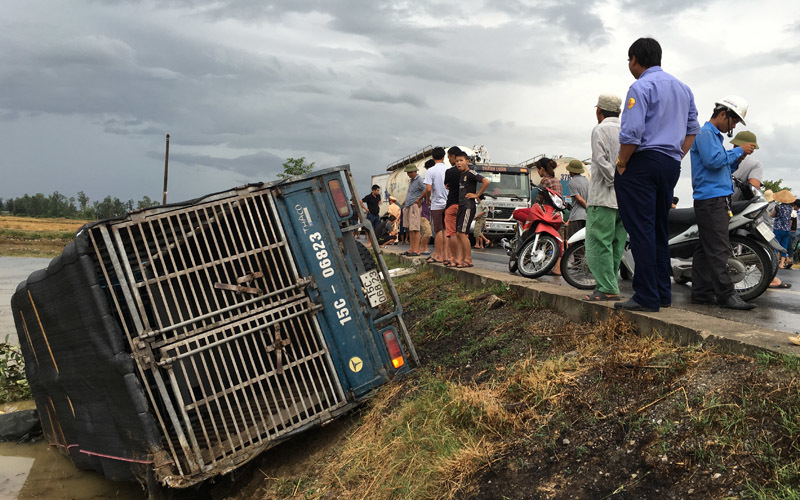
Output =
[
  {"x1": 690, "y1": 96, "x2": 757, "y2": 310},
  {"x1": 615, "y1": 37, "x2": 701, "y2": 312}
]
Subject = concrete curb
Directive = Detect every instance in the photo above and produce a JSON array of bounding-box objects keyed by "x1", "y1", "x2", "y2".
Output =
[{"x1": 387, "y1": 250, "x2": 799, "y2": 359}]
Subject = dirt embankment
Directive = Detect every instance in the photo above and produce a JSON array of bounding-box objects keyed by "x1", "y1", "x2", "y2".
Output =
[{"x1": 204, "y1": 266, "x2": 800, "y2": 499}]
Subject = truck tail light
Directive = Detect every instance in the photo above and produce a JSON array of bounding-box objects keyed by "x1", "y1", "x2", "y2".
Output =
[
  {"x1": 382, "y1": 328, "x2": 405, "y2": 369},
  {"x1": 327, "y1": 179, "x2": 351, "y2": 218}
]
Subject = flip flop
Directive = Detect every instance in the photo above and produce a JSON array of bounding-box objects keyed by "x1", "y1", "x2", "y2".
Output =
[
  {"x1": 457, "y1": 263, "x2": 474, "y2": 268},
  {"x1": 425, "y1": 257, "x2": 443, "y2": 264},
  {"x1": 584, "y1": 290, "x2": 621, "y2": 302},
  {"x1": 406, "y1": 252, "x2": 420, "y2": 257},
  {"x1": 420, "y1": 251, "x2": 431, "y2": 255},
  {"x1": 444, "y1": 261, "x2": 457, "y2": 267},
  {"x1": 769, "y1": 282, "x2": 792, "y2": 289}
]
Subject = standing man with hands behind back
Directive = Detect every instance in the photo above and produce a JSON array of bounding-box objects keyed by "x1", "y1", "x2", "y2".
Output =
[
  {"x1": 614, "y1": 37, "x2": 701, "y2": 313},
  {"x1": 690, "y1": 96, "x2": 757, "y2": 310}
]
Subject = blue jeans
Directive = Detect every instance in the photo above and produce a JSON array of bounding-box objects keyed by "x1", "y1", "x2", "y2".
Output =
[{"x1": 774, "y1": 229, "x2": 791, "y2": 258}]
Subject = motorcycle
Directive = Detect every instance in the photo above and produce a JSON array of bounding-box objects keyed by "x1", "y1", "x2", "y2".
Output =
[
  {"x1": 501, "y1": 185, "x2": 567, "y2": 278},
  {"x1": 560, "y1": 180, "x2": 783, "y2": 301}
]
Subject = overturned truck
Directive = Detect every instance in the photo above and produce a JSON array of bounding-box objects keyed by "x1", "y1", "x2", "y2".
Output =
[{"x1": 11, "y1": 166, "x2": 417, "y2": 488}]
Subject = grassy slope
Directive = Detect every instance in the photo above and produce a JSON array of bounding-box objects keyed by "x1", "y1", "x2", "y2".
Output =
[
  {"x1": 0, "y1": 215, "x2": 89, "y2": 257},
  {"x1": 218, "y1": 263, "x2": 800, "y2": 500}
]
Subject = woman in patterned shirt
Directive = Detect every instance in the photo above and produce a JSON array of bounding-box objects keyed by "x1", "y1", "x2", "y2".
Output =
[
  {"x1": 772, "y1": 190, "x2": 796, "y2": 269},
  {"x1": 534, "y1": 157, "x2": 562, "y2": 195},
  {"x1": 533, "y1": 157, "x2": 564, "y2": 275}
]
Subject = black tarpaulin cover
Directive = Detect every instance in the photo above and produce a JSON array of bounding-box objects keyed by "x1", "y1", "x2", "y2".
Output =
[{"x1": 11, "y1": 230, "x2": 162, "y2": 482}]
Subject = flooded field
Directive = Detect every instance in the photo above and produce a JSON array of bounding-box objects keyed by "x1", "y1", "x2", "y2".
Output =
[
  {"x1": 0, "y1": 257, "x2": 51, "y2": 346},
  {"x1": 0, "y1": 402, "x2": 145, "y2": 500}
]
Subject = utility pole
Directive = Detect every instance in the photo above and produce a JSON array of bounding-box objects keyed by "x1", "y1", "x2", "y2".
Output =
[{"x1": 162, "y1": 133, "x2": 170, "y2": 205}]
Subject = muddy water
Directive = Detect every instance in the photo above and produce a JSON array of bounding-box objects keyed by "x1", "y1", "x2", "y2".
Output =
[
  {"x1": 0, "y1": 257, "x2": 52, "y2": 347},
  {"x1": 0, "y1": 402, "x2": 145, "y2": 500}
]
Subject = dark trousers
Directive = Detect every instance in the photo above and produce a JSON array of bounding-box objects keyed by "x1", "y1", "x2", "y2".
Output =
[
  {"x1": 691, "y1": 197, "x2": 733, "y2": 301},
  {"x1": 615, "y1": 150, "x2": 681, "y2": 310},
  {"x1": 366, "y1": 212, "x2": 380, "y2": 230}
]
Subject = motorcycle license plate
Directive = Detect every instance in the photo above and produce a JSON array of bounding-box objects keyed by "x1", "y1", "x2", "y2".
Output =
[
  {"x1": 360, "y1": 269, "x2": 388, "y2": 307},
  {"x1": 756, "y1": 222, "x2": 775, "y2": 241}
]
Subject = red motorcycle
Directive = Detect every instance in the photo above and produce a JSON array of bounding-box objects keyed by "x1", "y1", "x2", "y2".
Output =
[{"x1": 501, "y1": 185, "x2": 567, "y2": 278}]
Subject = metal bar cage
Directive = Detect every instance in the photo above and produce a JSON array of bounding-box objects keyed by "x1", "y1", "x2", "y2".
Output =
[{"x1": 88, "y1": 186, "x2": 346, "y2": 481}]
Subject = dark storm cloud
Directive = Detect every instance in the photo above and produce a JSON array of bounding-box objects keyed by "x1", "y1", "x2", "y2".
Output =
[
  {"x1": 492, "y1": 0, "x2": 608, "y2": 43},
  {"x1": 150, "y1": 150, "x2": 285, "y2": 177},
  {"x1": 351, "y1": 88, "x2": 427, "y2": 108},
  {"x1": 618, "y1": 0, "x2": 713, "y2": 16}
]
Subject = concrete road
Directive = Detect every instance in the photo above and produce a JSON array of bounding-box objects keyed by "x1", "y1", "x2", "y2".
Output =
[
  {"x1": 0, "y1": 257, "x2": 51, "y2": 346},
  {"x1": 390, "y1": 242, "x2": 800, "y2": 336}
]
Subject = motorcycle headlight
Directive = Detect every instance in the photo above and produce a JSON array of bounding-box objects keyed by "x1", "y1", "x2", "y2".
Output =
[{"x1": 744, "y1": 205, "x2": 766, "y2": 220}]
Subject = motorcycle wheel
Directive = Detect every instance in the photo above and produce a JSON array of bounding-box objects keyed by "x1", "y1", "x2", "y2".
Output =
[
  {"x1": 672, "y1": 275, "x2": 690, "y2": 285},
  {"x1": 768, "y1": 244, "x2": 780, "y2": 279},
  {"x1": 517, "y1": 234, "x2": 560, "y2": 279},
  {"x1": 560, "y1": 242, "x2": 595, "y2": 290},
  {"x1": 508, "y1": 259, "x2": 518, "y2": 274},
  {"x1": 729, "y1": 235, "x2": 772, "y2": 301}
]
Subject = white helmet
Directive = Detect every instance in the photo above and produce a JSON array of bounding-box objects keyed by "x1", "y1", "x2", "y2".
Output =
[{"x1": 714, "y1": 95, "x2": 748, "y2": 125}]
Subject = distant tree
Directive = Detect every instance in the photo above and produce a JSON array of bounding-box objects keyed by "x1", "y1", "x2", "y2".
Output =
[
  {"x1": 762, "y1": 179, "x2": 791, "y2": 193},
  {"x1": 94, "y1": 196, "x2": 128, "y2": 219},
  {"x1": 136, "y1": 196, "x2": 159, "y2": 210},
  {"x1": 278, "y1": 157, "x2": 315, "y2": 180},
  {"x1": 77, "y1": 191, "x2": 90, "y2": 212}
]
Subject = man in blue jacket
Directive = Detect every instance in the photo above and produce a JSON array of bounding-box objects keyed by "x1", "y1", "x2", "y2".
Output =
[
  {"x1": 690, "y1": 96, "x2": 757, "y2": 310},
  {"x1": 615, "y1": 37, "x2": 701, "y2": 312}
]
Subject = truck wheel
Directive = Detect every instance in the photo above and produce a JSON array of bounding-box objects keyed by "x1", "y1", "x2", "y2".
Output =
[
  {"x1": 356, "y1": 241, "x2": 378, "y2": 271},
  {"x1": 560, "y1": 242, "x2": 595, "y2": 290}
]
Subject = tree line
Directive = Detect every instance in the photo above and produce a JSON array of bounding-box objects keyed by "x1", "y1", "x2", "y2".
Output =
[
  {"x1": 1, "y1": 157, "x2": 315, "y2": 221},
  {"x1": 0, "y1": 191, "x2": 160, "y2": 220}
]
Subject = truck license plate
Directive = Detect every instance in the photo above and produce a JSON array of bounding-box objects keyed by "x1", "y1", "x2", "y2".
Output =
[
  {"x1": 756, "y1": 222, "x2": 775, "y2": 241},
  {"x1": 360, "y1": 269, "x2": 387, "y2": 307}
]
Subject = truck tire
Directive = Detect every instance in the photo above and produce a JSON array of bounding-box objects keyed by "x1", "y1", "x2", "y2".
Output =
[{"x1": 356, "y1": 241, "x2": 378, "y2": 271}]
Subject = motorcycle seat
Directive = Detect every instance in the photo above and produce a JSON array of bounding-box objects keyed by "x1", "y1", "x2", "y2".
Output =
[
  {"x1": 668, "y1": 200, "x2": 753, "y2": 226},
  {"x1": 730, "y1": 200, "x2": 752, "y2": 215},
  {"x1": 668, "y1": 207, "x2": 695, "y2": 225}
]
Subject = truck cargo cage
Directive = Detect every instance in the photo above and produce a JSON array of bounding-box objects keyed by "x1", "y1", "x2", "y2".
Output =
[{"x1": 12, "y1": 166, "x2": 415, "y2": 489}]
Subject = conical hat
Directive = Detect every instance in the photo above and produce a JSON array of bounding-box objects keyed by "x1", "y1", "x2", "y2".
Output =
[{"x1": 773, "y1": 190, "x2": 796, "y2": 204}]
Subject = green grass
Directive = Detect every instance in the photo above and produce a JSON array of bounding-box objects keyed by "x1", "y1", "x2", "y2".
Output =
[
  {"x1": 0, "y1": 228, "x2": 75, "y2": 240},
  {"x1": 0, "y1": 335, "x2": 32, "y2": 403}
]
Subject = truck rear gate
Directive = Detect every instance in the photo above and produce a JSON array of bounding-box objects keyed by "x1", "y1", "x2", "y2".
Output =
[{"x1": 11, "y1": 166, "x2": 414, "y2": 488}]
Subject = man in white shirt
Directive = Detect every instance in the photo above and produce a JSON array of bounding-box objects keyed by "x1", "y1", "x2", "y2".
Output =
[{"x1": 420, "y1": 146, "x2": 449, "y2": 263}]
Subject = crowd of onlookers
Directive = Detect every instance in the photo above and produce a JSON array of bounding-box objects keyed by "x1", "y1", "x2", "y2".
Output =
[{"x1": 354, "y1": 37, "x2": 798, "y2": 323}]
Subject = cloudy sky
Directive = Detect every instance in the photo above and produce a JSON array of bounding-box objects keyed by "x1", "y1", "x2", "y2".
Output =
[{"x1": 1, "y1": 0, "x2": 799, "y2": 207}]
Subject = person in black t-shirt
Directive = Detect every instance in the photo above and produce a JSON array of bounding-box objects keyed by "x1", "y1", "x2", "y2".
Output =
[
  {"x1": 361, "y1": 184, "x2": 382, "y2": 230},
  {"x1": 443, "y1": 147, "x2": 463, "y2": 265},
  {"x1": 453, "y1": 150, "x2": 489, "y2": 267}
]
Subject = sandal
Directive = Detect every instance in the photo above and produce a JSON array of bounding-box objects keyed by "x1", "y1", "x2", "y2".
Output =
[
  {"x1": 584, "y1": 290, "x2": 621, "y2": 302},
  {"x1": 444, "y1": 261, "x2": 457, "y2": 267},
  {"x1": 769, "y1": 282, "x2": 792, "y2": 289},
  {"x1": 426, "y1": 257, "x2": 443, "y2": 264},
  {"x1": 457, "y1": 263, "x2": 474, "y2": 268}
]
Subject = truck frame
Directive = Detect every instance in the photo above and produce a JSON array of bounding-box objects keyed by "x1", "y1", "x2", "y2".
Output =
[{"x1": 11, "y1": 166, "x2": 416, "y2": 489}]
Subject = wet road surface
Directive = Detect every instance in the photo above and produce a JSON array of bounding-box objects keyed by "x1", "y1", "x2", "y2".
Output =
[{"x1": 387, "y1": 242, "x2": 800, "y2": 336}]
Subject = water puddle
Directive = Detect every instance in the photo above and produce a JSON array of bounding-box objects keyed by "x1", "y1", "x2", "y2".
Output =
[{"x1": 0, "y1": 401, "x2": 146, "y2": 500}]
